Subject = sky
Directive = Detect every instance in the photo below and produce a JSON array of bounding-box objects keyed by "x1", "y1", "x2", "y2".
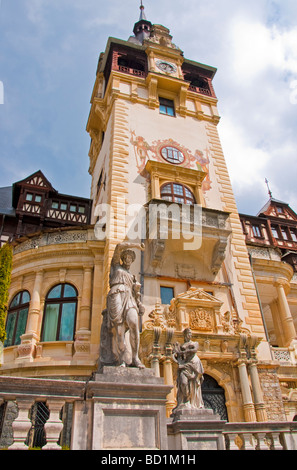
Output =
[{"x1": 0, "y1": 0, "x2": 297, "y2": 215}]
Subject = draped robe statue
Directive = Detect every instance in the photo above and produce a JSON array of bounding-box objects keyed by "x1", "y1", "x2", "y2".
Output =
[
  {"x1": 172, "y1": 328, "x2": 204, "y2": 411},
  {"x1": 98, "y1": 242, "x2": 145, "y2": 370}
]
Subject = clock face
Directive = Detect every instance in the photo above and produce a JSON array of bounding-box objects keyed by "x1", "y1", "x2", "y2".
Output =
[{"x1": 156, "y1": 60, "x2": 177, "y2": 74}]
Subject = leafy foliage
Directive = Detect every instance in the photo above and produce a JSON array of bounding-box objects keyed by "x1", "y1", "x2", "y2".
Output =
[{"x1": 0, "y1": 244, "x2": 13, "y2": 344}]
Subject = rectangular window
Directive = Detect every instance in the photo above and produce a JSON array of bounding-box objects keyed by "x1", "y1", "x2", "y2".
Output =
[
  {"x1": 4, "y1": 312, "x2": 16, "y2": 347},
  {"x1": 281, "y1": 228, "x2": 289, "y2": 240},
  {"x1": 252, "y1": 225, "x2": 262, "y2": 238},
  {"x1": 59, "y1": 303, "x2": 76, "y2": 341},
  {"x1": 290, "y1": 230, "x2": 297, "y2": 242},
  {"x1": 42, "y1": 304, "x2": 59, "y2": 342},
  {"x1": 159, "y1": 97, "x2": 175, "y2": 117},
  {"x1": 52, "y1": 201, "x2": 59, "y2": 209},
  {"x1": 271, "y1": 226, "x2": 279, "y2": 239},
  {"x1": 35, "y1": 195, "x2": 42, "y2": 203},
  {"x1": 70, "y1": 204, "x2": 77, "y2": 212},
  {"x1": 26, "y1": 193, "x2": 33, "y2": 201},
  {"x1": 160, "y1": 286, "x2": 174, "y2": 305},
  {"x1": 14, "y1": 309, "x2": 28, "y2": 346},
  {"x1": 60, "y1": 203, "x2": 68, "y2": 211}
]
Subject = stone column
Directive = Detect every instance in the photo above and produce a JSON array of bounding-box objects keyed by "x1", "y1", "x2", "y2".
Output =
[
  {"x1": 74, "y1": 267, "x2": 93, "y2": 358},
  {"x1": 275, "y1": 280, "x2": 297, "y2": 347},
  {"x1": 163, "y1": 328, "x2": 175, "y2": 418},
  {"x1": 17, "y1": 270, "x2": 43, "y2": 362},
  {"x1": 249, "y1": 362, "x2": 268, "y2": 422},
  {"x1": 150, "y1": 327, "x2": 162, "y2": 377},
  {"x1": 270, "y1": 301, "x2": 285, "y2": 347},
  {"x1": 42, "y1": 400, "x2": 65, "y2": 450},
  {"x1": 238, "y1": 360, "x2": 257, "y2": 422},
  {"x1": 8, "y1": 399, "x2": 33, "y2": 450}
]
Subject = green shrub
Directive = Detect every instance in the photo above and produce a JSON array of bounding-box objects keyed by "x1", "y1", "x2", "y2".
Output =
[{"x1": 0, "y1": 244, "x2": 13, "y2": 344}]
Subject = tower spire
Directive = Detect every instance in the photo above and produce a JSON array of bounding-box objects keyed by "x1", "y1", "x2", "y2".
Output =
[
  {"x1": 265, "y1": 178, "x2": 273, "y2": 199},
  {"x1": 139, "y1": 1, "x2": 146, "y2": 21},
  {"x1": 131, "y1": 0, "x2": 152, "y2": 45}
]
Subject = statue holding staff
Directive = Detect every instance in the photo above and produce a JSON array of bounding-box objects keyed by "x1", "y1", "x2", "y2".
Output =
[{"x1": 99, "y1": 242, "x2": 145, "y2": 369}]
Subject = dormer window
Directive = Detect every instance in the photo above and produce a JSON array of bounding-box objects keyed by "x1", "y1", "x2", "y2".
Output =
[
  {"x1": 25, "y1": 192, "x2": 42, "y2": 203},
  {"x1": 276, "y1": 206, "x2": 284, "y2": 214}
]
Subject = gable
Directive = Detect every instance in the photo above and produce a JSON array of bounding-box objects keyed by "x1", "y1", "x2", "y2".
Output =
[
  {"x1": 15, "y1": 170, "x2": 56, "y2": 192},
  {"x1": 257, "y1": 198, "x2": 297, "y2": 221},
  {"x1": 174, "y1": 287, "x2": 222, "y2": 306}
]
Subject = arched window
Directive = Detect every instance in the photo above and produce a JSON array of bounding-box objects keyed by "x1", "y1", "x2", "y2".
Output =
[
  {"x1": 5, "y1": 291, "x2": 30, "y2": 347},
  {"x1": 41, "y1": 284, "x2": 77, "y2": 342},
  {"x1": 160, "y1": 183, "x2": 196, "y2": 205}
]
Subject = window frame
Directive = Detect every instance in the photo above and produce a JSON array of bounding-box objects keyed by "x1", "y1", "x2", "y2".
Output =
[
  {"x1": 41, "y1": 283, "x2": 78, "y2": 343},
  {"x1": 160, "y1": 146, "x2": 185, "y2": 165},
  {"x1": 5, "y1": 291, "x2": 30, "y2": 347},
  {"x1": 159, "y1": 97, "x2": 175, "y2": 117},
  {"x1": 252, "y1": 224, "x2": 262, "y2": 238},
  {"x1": 160, "y1": 286, "x2": 175, "y2": 305},
  {"x1": 160, "y1": 182, "x2": 196, "y2": 205}
]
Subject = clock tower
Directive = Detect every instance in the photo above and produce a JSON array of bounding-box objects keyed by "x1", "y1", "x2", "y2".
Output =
[{"x1": 87, "y1": 3, "x2": 270, "y2": 420}]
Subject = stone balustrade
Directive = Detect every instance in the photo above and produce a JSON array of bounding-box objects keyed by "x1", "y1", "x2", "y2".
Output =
[
  {"x1": 223, "y1": 421, "x2": 297, "y2": 450},
  {"x1": 0, "y1": 375, "x2": 297, "y2": 450}
]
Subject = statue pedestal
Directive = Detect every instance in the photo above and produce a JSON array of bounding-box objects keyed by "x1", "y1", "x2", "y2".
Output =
[
  {"x1": 168, "y1": 407, "x2": 226, "y2": 450},
  {"x1": 71, "y1": 366, "x2": 172, "y2": 450}
]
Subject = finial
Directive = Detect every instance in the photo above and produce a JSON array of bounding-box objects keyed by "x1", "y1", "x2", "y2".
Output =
[
  {"x1": 265, "y1": 178, "x2": 273, "y2": 199},
  {"x1": 139, "y1": 0, "x2": 147, "y2": 21}
]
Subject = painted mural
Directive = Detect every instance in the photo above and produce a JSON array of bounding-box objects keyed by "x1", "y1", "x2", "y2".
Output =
[{"x1": 130, "y1": 130, "x2": 212, "y2": 193}]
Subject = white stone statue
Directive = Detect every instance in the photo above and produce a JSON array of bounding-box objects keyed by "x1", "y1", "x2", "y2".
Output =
[
  {"x1": 172, "y1": 328, "x2": 204, "y2": 411},
  {"x1": 99, "y1": 242, "x2": 145, "y2": 370}
]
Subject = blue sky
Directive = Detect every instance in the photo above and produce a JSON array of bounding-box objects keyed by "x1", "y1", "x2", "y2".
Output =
[{"x1": 0, "y1": 0, "x2": 297, "y2": 215}]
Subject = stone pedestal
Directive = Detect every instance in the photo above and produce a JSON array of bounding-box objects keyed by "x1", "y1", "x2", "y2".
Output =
[
  {"x1": 71, "y1": 366, "x2": 172, "y2": 450},
  {"x1": 167, "y1": 407, "x2": 226, "y2": 451}
]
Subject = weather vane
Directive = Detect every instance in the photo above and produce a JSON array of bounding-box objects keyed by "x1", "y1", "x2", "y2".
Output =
[{"x1": 265, "y1": 178, "x2": 273, "y2": 199}]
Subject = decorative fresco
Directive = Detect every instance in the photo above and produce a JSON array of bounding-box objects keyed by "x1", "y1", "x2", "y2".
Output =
[{"x1": 130, "y1": 130, "x2": 212, "y2": 192}]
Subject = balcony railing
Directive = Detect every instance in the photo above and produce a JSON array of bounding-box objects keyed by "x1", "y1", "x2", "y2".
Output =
[
  {"x1": 117, "y1": 65, "x2": 146, "y2": 78},
  {"x1": 188, "y1": 84, "x2": 212, "y2": 96},
  {"x1": 271, "y1": 347, "x2": 297, "y2": 365}
]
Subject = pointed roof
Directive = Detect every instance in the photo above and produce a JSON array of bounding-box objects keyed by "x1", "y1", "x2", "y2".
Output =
[
  {"x1": 139, "y1": 0, "x2": 147, "y2": 21},
  {"x1": 132, "y1": 1, "x2": 152, "y2": 44},
  {"x1": 257, "y1": 197, "x2": 297, "y2": 221},
  {"x1": 12, "y1": 170, "x2": 57, "y2": 208}
]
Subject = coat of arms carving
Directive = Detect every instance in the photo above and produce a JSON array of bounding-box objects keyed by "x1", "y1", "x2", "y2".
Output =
[{"x1": 189, "y1": 308, "x2": 213, "y2": 331}]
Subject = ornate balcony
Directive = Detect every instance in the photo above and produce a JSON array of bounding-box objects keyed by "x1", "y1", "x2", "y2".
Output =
[{"x1": 145, "y1": 199, "x2": 231, "y2": 278}]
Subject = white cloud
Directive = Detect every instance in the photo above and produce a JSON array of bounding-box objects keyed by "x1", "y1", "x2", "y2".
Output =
[
  {"x1": 230, "y1": 18, "x2": 297, "y2": 81},
  {"x1": 0, "y1": 1, "x2": 297, "y2": 213},
  {"x1": 218, "y1": 117, "x2": 270, "y2": 190}
]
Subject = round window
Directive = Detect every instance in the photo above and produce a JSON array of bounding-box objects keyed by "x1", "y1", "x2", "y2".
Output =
[{"x1": 161, "y1": 146, "x2": 185, "y2": 165}]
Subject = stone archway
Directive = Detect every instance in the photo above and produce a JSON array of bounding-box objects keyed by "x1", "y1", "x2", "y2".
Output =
[{"x1": 202, "y1": 374, "x2": 228, "y2": 421}]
